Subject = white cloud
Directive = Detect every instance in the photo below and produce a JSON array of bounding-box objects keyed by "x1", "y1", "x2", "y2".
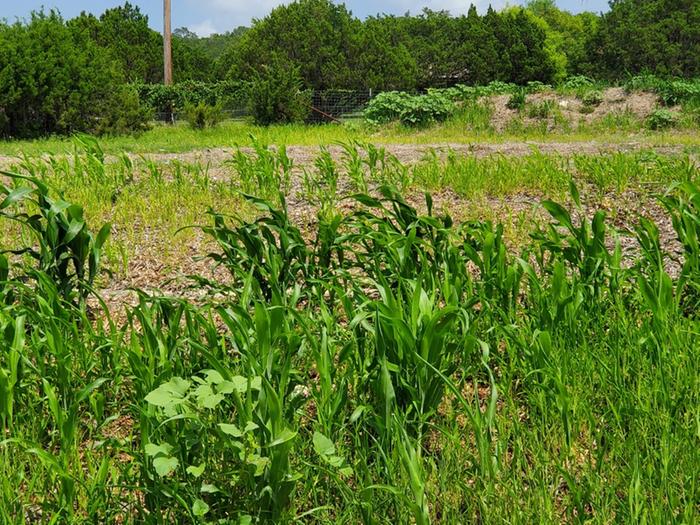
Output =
[
  {"x1": 190, "y1": 19, "x2": 218, "y2": 37},
  {"x1": 185, "y1": 0, "x2": 294, "y2": 31}
]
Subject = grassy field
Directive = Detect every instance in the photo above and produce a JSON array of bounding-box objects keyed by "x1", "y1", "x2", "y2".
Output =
[
  {"x1": 2, "y1": 98, "x2": 700, "y2": 158},
  {"x1": 0, "y1": 120, "x2": 699, "y2": 523}
]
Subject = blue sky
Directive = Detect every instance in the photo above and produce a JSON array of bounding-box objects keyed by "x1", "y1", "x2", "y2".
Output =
[{"x1": 0, "y1": 1, "x2": 610, "y2": 36}]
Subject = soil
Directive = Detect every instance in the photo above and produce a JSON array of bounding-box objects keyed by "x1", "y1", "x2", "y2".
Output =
[
  {"x1": 488, "y1": 87, "x2": 661, "y2": 132},
  {"x1": 128, "y1": 140, "x2": 689, "y2": 178}
]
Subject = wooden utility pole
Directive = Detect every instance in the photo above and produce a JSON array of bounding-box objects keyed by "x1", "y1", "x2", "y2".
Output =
[{"x1": 163, "y1": 0, "x2": 173, "y2": 86}]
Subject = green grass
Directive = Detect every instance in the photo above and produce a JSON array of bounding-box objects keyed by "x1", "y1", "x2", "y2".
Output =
[
  {"x1": 0, "y1": 142, "x2": 699, "y2": 523},
  {"x1": 2, "y1": 100, "x2": 700, "y2": 157},
  {"x1": 0, "y1": 121, "x2": 362, "y2": 156},
  {"x1": 0, "y1": 150, "x2": 249, "y2": 283},
  {"x1": 413, "y1": 149, "x2": 697, "y2": 198}
]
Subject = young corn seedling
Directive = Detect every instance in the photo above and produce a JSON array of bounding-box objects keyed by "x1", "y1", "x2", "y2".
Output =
[
  {"x1": 462, "y1": 220, "x2": 524, "y2": 317},
  {"x1": 0, "y1": 171, "x2": 110, "y2": 304},
  {"x1": 200, "y1": 196, "x2": 310, "y2": 303},
  {"x1": 338, "y1": 140, "x2": 369, "y2": 193},
  {"x1": 660, "y1": 182, "x2": 700, "y2": 313},
  {"x1": 302, "y1": 146, "x2": 340, "y2": 216},
  {"x1": 529, "y1": 181, "x2": 620, "y2": 305},
  {"x1": 229, "y1": 136, "x2": 292, "y2": 204}
]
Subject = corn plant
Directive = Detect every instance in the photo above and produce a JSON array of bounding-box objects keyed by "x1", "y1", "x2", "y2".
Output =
[
  {"x1": 462, "y1": 220, "x2": 523, "y2": 316},
  {"x1": 72, "y1": 133, "x2": 107, "y2": 184},
  {"x1": 302, "y1": 146, "x2": 340, "y2": 216},
  {"x1": 2, "y1": 144, "x2": 699, "y2": 523},
  {"x1": 530, "y1": 182, "x2": 620, "y2": 300},
  {"x1": 366, "y1": 275, "x2": 471, "y2": 435},
  {"x1": 395, "y1": 418, "x2": 431, "y2": 525},
  {"x1": 228, "y1": 137, "x2": 292, "y2": 203},
  {"x1": 340, "y1": 187, "x2": 458, "y2": 286},
  {"x1": 200, "y1": 196, "x2": 310, "y2": 302},
  {"x1": 660, "y1": 182, "x2": 700, "y2": 312},
  {"x1": 338, "y1": 141, "x2": 369, "y2": 193},
  {"x1": 634, "y1": 217, "x2": 677, "y2": 322},
  {"x1": 0, "y1": 171, "x2": 110, "y2": 303}
]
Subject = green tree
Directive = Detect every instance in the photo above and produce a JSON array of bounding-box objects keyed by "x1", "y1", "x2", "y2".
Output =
[
  {"x1": 96, "y1": 2, "x2": 162, "y2": 83},
  {"x1": 353, "y1": 17, "x2": 419, "y2": 90},
  {"x1": 399, "y1": 9, "x2": 458, "y2": 87},
  {"x1": 0, "y1": 11, "x2": 149, "y2": 138},
  {"x1": 217, "y1": 1, "x2": 562, "y2": 90},
  {"x1": 502, "y1": 9, "x2": 556, "y2": 84},
  {"x1": 588, "y1": 0, "x2": 700, "y2": 78},
  {"x1": 247, "y1": 65, "x2": 311, "y2": 125},
  {"x1": 526, "y1": 0, "x2": 599, "y2": 78},
  {"x1": 69, "y1": 3, "x2": 214, "y2": 84},
  {"x1": 225, "y1": 0, "x2": 359, "y2": 89},
  {"x1": 173, "y1": 26, "x2": 247, "y2": 80},
  {"x1": 452, "y1": 5, "x2": 501, "y2": 85},
  {"x1": 172, "y1": 37, "x2": 212, "y2": 81}
]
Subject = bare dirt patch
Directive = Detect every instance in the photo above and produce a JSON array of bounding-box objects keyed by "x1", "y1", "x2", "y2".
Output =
[
  {"x1": 488, "y1": 87, "x2": 660, "y2": 132},
  {"x1": 129, "y1": 140, "x2": 688, "y2": 182}
]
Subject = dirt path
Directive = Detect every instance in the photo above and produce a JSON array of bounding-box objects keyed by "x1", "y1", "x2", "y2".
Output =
[
  {"x1": 132, "y1": 140, "x2": 691, "y2": 173},
  {"x1": 1, "y1": 140, "x2": 692, "y2": 175}
]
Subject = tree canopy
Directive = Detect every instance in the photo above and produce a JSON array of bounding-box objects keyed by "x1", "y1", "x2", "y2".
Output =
[
  {"x1": 220, "y1": 2, "x2": 558, "y2": 90},
  {"x1": 587, "y1": 0, "x2": 700, "y2": 78},
  {"x1": 1, "y1": 0, "x2": 699, "y2": 138},
  {"x1": 0, "y1": 11, "x2": 148, "y2": 138}
]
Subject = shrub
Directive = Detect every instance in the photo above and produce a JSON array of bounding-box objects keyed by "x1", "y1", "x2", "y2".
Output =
[
  {"x1": 624, "y1": 74, "x2": 667, "y2": 94},
  {"x1": 93, "y1": 85, "x2": 152, "y2": 135},
  {"x1": 624, "y1": 76, "x2": 700, "y2": 107},
  {"x1": 526, "y1": 81, "x2": 552, "y2": 93},
  {"x1": 247, "y1": 66, "x2": 311, "y2": 126},
  {"x1": 506, "y1": 90, "x2": 527, "y2": 111},
  {"x1": 688, "y1": 105, "x2": 700, "y2": 128},
  {"x1": 434, "y1": 85, "x2": 476, "y2": 102},
  {"x1": 364, "y1": 92, "x2": 414, "y2": 124},
  {"x1": 365, "y1": 91, "x2": 455, "y2": 127},
  {"x1": 657, "y1": 80, "x2": 700, "y2": 106},
  {"x1": 184, "y1": 102, "x2": 223, "y2": 129},
  {"x1": 582, "y1": 90, "x2": 604, "y2": 108},
  {"x1": 480, "y1": 81, "x2": 519, "y2": 96},
  {"x1": 135, "y1": 80, "x2": 249, "y2": 114},
  {"x1": 562, "y1": 75, "x2": 595, "y2": 91},
  {"x1": 647, "y1": 109, "x2": 677, "y2": 130},
  {"x1": 0, "y1": 11, "x2": 150, "y2": 139},
  {"x1": 398, "y1": 93, "x2": 455, "y2": 127}
]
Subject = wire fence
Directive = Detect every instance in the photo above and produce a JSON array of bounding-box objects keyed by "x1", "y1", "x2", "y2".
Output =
[
  {"x1": 154, "y1": 108, "x2": 248, "y2": 124},
  {"x1": 308, "y1": 89, "x2": 376, "y2": 123},
  {"x1": 154, "y1": 89, "x2": 377, "y2": 124}
]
